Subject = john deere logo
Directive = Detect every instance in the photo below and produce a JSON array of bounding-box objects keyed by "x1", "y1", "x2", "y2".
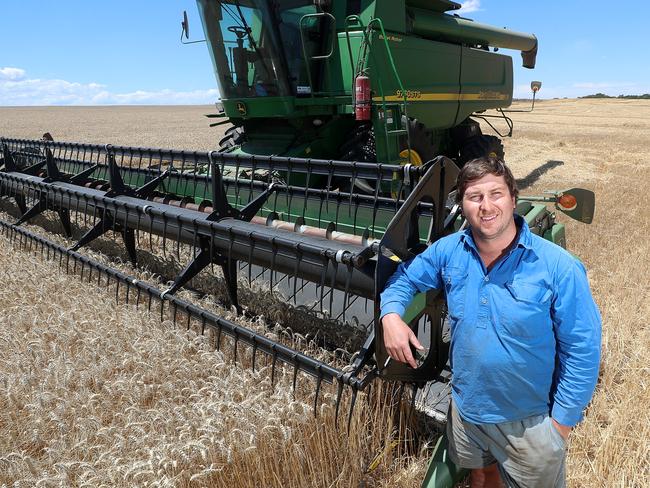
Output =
[{"x1": 236, "y1": 102, "x2": 247, "y2": 116}]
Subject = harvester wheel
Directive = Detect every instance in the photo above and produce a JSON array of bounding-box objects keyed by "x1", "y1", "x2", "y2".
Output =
[
  {"x1": 218, "y1": 125, "x2": 246, "y2": 151},
  {"x1": 337, "y1": 119, "x2": 437, "y2": 195},
  {"x1": 399, "y1": 118, "x2": 437, "y2": 166},
  {"x1": 338, "y1": 122, "x2": 375, "y2": 162},
  {"x1": 336, "y1": 123, "x2": 376, "y2": 193},
  {"x1": 458, "y1": 134, "x2": 504, "y2": 165}
]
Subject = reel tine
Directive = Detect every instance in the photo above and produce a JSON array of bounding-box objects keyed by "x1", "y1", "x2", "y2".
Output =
[
  {"x1": 234, "y1": 155, "x2": 241, "y2": 204},
  {"x1": 247, "y1": 234, "x2": 254, "y2": 285},
  {"x1": 159, "y1": 292, "x2": 166, "y2": 321},
  {"x1": 161, "y1": 212, "x2": 168, "y2": 258},
  {"x1": 135, "y1": 208, "x2": 142, "y2": 248},
  {"x1": 318, "y1": 256, "x2": 327, "y2": 314},
  {"x1": 328, "y1": 261, "x2": 337, "y2": 319},
  {"x1": 175, "y1": 215, "x2": 182, "y2": 261},
  {"x1": 216, "y1": 322, "x2": 223, "y2": 351},
  {"x1": 302, "y1": 163, "x2": 312, "y2": 220},
  {"x1": 212, "y1": 225, "x2": 219, "y2": 274},
  {"x1": 285, "y1": 158, "x2": 293, "y2": 212},
  {"x1": 148, "y1": 211, "x2": 154, "y2": 252},
  {"x1": 125, "y1": 279, "x2": 131, "y2": 304},
  {"x1": 325, "y1": 160, "x2": 333, "y2": 213},
  {"x1": 191, "y1": 220, "x2": 198, "y2": 261},
  {"x1": 334, "y1": 377, "x2": 344, "y2": 429},
  {"x1": 340, "y1": 263, "x2": 353, "y2": 323},
  {"x1": 292, "y1": 246, "x2": 302, "y2": 304},
  {"x1": 348, "y1": 162, "x2": 356, "y2": 211},
  {"x1": 347, "y1": 386, "x2": 359, "y2": 433},
  {"x1": 269, "y1": 237, "x2": 276, "y2": 293},
  {"x1": 250, "y1": 154, "x2": 257, "y2": 204},
  {"x1": 313, "y1": 367, "x2": 323, "y2": 416}
]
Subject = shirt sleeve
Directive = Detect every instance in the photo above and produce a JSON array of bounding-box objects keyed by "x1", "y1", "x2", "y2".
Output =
[
  {"x1": 379, "y1": 241, "x2": 444, "y2": 319},
  {"x1": 550, "y1": 259, "x2": 602, "y2": 427}
]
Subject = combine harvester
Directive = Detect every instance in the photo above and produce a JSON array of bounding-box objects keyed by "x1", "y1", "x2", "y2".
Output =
[{"x1": 0, "y1": 1, "x2": 595, "y2": 486}]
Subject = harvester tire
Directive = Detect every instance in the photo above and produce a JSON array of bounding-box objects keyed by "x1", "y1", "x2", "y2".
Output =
[
  {"x1": 337, "y1": 118, "x2": 437, "y2": 194},
  {"x1": 218, "y1": 125, "x2": 246, "y2": 151},
  {"x1": 339, "y1": 122, "x2": 375, "y2": 162},
  {"x1": 458, "y1": 134, "x2": 504, "y2": 165},
  {"x1": 400, "y1": 118, "x2": 437, "y2": 166}
]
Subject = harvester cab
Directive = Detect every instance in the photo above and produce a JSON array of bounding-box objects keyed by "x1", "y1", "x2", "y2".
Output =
[{"x1": 192, "y1": 0, "x2": 539, "y2": 171}]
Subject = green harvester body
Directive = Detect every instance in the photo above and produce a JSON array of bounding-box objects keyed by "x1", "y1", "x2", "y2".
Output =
[{"x1": 195, "y1": 0, "x2": 537, "y2": 164}]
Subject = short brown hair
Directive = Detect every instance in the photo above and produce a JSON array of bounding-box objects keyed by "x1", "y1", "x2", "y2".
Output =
[{"x1": 455, "y1": 157, "x2": 519, "y2": 203}]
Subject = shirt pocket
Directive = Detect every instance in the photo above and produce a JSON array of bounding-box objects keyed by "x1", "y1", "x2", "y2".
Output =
[
  {"x1": 498, "y1": 279, "x2": 553, "y2": 339},
  {"x1": 441, "y1": 266, "x2": 467, "y2": 320}
]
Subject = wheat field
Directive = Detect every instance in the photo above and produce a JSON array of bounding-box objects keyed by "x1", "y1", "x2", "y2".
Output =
[{"x1": 0, "y1": 99, "x2": 648, "y2": 487}]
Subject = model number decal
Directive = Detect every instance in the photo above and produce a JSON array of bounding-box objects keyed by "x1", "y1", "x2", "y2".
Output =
[
  {"x1": 379, "y1": 34, "x2": 403, "y2": 43},
  {"x1": 395, "y1": 89, "x2": 422, "y2": 99}
]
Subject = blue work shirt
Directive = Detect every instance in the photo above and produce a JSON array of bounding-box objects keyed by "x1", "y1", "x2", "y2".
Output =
[{"x1": 380, "y1": 215, "x2": 601, "y2": 427}]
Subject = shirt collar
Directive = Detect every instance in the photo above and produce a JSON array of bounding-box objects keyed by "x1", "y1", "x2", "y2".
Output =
[{"x1": 460, "y1": 213, "x2": 534, "y2": 252}]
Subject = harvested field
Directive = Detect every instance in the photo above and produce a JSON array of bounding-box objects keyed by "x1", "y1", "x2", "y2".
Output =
[{"x1": 0, "y1": 99, "x2": 649, "y2": 487}]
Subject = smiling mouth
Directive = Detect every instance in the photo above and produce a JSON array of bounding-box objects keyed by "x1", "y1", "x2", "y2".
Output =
[{"x1": 480, "y1": 214, "x2": 498, "y2": 223}]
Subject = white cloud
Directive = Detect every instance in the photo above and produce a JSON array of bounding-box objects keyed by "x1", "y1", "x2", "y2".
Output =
[
  {"x1": 0, "y1": 67, "x2": 218, "y2": 106},
  {"x1": 572, "y1": 81, "x2": 637, "y2": 90},
  {"x1": 456, "y1": 0, "x2": 482, "y2": 14},
  {"x1": 0, "y1": 67, "x2": 26, "y2": 81}
]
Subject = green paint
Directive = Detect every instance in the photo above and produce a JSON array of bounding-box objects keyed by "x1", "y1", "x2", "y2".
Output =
[{"x1": 195, "y1": 0, "x2": 536, "y2": 162}]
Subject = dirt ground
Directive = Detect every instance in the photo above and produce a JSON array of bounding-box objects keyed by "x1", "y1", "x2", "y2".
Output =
[{"x1": 0, "y1": 99, "x2": 648, "y2": 487}]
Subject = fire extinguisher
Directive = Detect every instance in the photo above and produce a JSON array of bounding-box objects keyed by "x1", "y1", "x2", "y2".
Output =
[{"x1": 355, "y1": 75, "x2": 371, "y2": 121}]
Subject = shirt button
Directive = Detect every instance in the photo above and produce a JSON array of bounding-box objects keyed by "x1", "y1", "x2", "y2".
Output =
[
  {"x1": 480, "y1": 297, "x2": 488, "y2": 304},
  {"x1": 484, "y1": 276, "x2": 490, "y2": 282}
]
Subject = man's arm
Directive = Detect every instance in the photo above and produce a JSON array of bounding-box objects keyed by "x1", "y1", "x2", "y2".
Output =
[
  {"x1": 551, "y1": 259, "x2": 602, "y2": 429},
  {"x1": 379, "y1": 245, "x2": 443, "y2": 368}
]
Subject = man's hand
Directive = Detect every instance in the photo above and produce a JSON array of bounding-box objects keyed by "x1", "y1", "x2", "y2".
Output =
[
  {"x1": 381, "y1": 313, "x2": 424, "y2": 369},
  {"x1": 551, "y1": 418, "x2": 572, "y2": 440}
]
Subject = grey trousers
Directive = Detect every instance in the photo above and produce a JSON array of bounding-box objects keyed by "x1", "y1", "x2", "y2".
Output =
[{"x1": 447, "y1": 400, "x2": 567, "y2": 488}]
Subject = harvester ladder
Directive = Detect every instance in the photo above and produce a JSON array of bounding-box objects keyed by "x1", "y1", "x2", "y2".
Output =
[{"x1": 344, "y1": 16, "x2": 413, "y2": 164}]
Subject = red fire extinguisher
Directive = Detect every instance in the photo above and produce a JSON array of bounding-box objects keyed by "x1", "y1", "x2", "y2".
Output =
[{"x1": 355, "y1": 75, "x2": 371, "y2": 121}]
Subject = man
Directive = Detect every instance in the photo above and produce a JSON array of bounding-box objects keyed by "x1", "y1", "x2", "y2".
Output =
[{"x1": 380, "y1": 157, "x2": 601, "y2": 488}]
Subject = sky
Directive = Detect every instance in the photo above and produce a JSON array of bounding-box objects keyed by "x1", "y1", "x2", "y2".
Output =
[{"x1": 0, "y1": 0, "x2": 648, "y2": 106}]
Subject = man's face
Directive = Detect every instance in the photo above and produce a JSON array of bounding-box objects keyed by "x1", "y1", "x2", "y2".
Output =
[{"x1": 461, "y1": 173, "x2": 516, "y2": 242}]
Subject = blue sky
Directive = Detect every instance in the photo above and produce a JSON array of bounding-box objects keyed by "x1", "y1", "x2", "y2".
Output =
[{"x1": 1, "y1": 0, "x2": 648, "y2": 105}]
